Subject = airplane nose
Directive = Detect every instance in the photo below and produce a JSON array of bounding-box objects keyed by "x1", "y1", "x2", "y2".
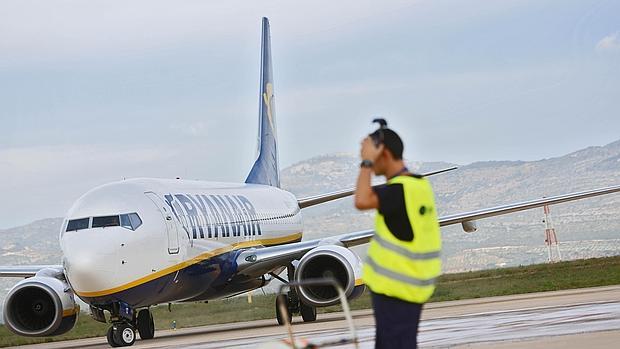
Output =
[
  {"x1": 64, "y1": 251, "x2": 118, "y2": 293},
  {"x1": 62, "y1": 233, "x2": 119, "y2": 295}
]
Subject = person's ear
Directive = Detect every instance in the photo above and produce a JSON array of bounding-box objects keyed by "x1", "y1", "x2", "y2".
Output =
[
  {"x1": 375, "y1": 150, "x2": 385, "y2": 163},
  {"x1": 382, "y1": 148, "x2": 391, "y2": 161}
]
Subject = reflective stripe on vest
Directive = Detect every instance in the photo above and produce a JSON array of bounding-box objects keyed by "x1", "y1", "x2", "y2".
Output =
[
  {"x1": 362, "y1": 175, "x2": 442, "y2": 304},
  {"x1": 372, "y1": 233, "x2": 441, "y2": 260},
  {"x1": 365, "y1": 256, "x2": 437, "y2": 286}
]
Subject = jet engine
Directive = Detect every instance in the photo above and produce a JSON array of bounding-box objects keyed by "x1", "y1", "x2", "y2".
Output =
[
  {"x1": 294, "y1": 245, "x2": 365, "y2": 307},
  {"x1": 3, "y1": 268, "x2": 79, "y2": 337}
]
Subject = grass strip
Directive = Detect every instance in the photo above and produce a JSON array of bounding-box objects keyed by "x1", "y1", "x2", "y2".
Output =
[{"x1": 1, "y1": 255, "x2": 619, "y2": 347}]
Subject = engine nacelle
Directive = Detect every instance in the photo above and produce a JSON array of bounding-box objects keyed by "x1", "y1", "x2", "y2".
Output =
[
  {"x1": 3, "y1": 268, "x2": 79, "y2": 337},
  {"x1": 294, "y1": 245, "x2": 365, "y2": 307}
]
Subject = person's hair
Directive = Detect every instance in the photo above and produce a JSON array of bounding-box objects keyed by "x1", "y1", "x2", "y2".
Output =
[{"x1": 370, "y1": 128, "x2": 404, "y2": 160}]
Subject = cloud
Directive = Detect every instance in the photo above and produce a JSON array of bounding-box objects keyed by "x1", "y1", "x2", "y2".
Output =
[
  {"x1": 169, "y1": 120, "x2": 219, "y2": 136},
  {"x1": 0, "y1": 145, "x2": 177, "y2": 228},
  {"x1": 0, "y1": 0, "x2": 417, "y2": 66},
  {"x1": 596, "y1": 32, "x2": 620, "y2": 52},
  {"x1": 0, "y1": 142, "x2": 256, "y2": 228}
]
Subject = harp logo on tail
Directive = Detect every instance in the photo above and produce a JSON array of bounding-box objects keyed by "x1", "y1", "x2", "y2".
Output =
[{"x1": 263, "y1": 82, "x2": 275, "y2": 132}]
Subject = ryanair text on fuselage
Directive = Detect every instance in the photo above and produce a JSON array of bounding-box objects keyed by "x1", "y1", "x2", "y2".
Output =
[{"x1": 164, "y1": 194, "x2": 262, "y2": 239}]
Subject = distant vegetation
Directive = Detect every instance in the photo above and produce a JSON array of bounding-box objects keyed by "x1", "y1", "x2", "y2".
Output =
[{"x1": 1, "y1": 256, "x2": 619, "y2": 347}]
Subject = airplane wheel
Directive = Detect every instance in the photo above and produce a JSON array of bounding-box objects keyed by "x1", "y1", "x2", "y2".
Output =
[
  {"x1": 106, "y1": 326, "x2": 120, "y2": 347},
  {"x1": 113, "y1": 323, "x2": 136, "y2": 347},
  {"x1": 137, "y1": 309, "x2": 155, "y2": 340},
  {"x1": 300, "y1": 302, "x2": 317, "y2": 322},
  {"x1": 275, "y1": 294, "x2": 292, "y2": 326}
]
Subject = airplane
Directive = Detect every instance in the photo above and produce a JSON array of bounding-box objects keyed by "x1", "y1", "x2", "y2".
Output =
[{"x1": 2, "y1": 17, "x2": 620, "y2": 348}]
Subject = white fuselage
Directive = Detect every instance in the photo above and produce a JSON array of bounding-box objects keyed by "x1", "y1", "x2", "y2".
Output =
[{"x1": 60, "y1": 178, "x2": 303, "y2": 307}]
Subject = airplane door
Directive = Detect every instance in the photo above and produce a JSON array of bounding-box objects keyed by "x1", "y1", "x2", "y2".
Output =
[{"x1": 145, "y1": 192, "x2": 180, "y2": 254}]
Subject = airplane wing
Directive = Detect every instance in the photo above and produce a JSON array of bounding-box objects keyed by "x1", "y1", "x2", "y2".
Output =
[
  {"x1": 236, "y1": 184, "x2": 620, "y2": 276},
  {"x1": 297, "y1": 166, "x2": 458, "y2": 208},
  {"x1": 339, "y1": 184, "x2": 620, "y2": 246},
  {"x1": 4, "y1": 185, "x2": 619, "y2": 280},
  {"x1": 0, "y1": 265, "x2": 63, "y2": 278}
]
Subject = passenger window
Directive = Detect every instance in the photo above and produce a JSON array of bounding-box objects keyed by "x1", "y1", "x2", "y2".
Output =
[
  {"x1": 66, "y1": 218, "x2": 90, "y2": 232},
  {"x1": 92, "y1": 215, "x2": 120, "y2": 228}
]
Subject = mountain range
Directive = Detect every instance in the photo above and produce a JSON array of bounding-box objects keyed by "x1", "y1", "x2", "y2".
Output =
[{"x1": 2, "y1": 140, "x2": 620, "y2": 315}]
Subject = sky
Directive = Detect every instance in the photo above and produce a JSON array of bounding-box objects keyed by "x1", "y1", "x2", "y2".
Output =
[{"x1": 1, "y1": 0, "x2": 619, "y2": 228}]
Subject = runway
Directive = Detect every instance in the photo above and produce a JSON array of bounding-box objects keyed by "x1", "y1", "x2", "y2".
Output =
[{"x1": 10, "y1": 285, "x2": 620, "y2": 348}]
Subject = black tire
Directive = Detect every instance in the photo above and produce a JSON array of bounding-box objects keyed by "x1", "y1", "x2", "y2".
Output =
[
  {"x1": 113, "y1": 323, "x2": 135, "y2": 347},
  {"x1": 106, "y1": 326, "x2": 120, "y2": 347},
  {"x1": 137, "y1": 309, "x2": 155, "y2": 340},
  {"x1": 300, "y1": 302, "x2": 317, "y2": 322},
  {"x1": 287, "y1": 289, "x2": 301, "y2": 315},
  {"x1": 275, "y1": 294, "x2": 292, "y2": 326}
]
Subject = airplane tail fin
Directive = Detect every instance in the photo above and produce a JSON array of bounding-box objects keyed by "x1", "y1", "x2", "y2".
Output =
[{"x1": 245, "y1": 17, "x2": 280, "y2": 187}]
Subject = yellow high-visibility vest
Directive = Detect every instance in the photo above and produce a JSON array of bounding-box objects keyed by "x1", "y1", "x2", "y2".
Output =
[{"x1": 362, "y1": 175, "x2": 442, "y2": 304}]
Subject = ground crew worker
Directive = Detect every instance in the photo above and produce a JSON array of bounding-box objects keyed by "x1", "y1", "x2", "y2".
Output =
[{"x1": 354, "y1": 119, "x2": 442, "y2": 349}]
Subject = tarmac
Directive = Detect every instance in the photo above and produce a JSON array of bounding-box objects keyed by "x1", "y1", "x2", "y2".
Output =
[{"x1": 8, "y1": 285, "x2": 620, "y2": 348}]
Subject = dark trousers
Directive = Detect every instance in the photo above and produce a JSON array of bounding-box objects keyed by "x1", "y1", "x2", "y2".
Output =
[{"x1": 371, "y1": 292, "x2": 423, "y2": 349}]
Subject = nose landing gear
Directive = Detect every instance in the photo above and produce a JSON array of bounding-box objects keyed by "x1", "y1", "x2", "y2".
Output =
[
  {"x1": 106, "y1": 322, "x2": 135, "y2": 347},
  {"x1": 105, "y1": 308, "x2": 155, "y2": 347}
]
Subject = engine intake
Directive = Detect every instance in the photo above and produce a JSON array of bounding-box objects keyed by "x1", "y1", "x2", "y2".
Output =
[
  {"x1": 294, "y1": 245, "x2": 365, "y2": 307},
  {"x1": 3, "y1": 269, "x2": 79, "y2": 337}
]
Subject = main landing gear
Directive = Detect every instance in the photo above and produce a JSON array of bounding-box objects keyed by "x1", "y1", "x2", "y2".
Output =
[
  {"x1": 106, "y1": 308, "x2": 155, "y2": 347},
  {"x1": 136, "y1": 309, "x2": 155, "y2": 340},
  {"x1": 274, "y1": 264, "x2": 317, "y2": 325}
]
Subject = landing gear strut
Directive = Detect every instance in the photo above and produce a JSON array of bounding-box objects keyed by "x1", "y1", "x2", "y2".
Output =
[{"x1": 274, "y1": 264, "x2": 317, "y2": 325}]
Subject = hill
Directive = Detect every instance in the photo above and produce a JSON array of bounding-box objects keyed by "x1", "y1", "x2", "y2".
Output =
[
  {"x1": 282, "y1": 140, "x2": 620, "y2": 270},
  {"x1": 1, "y1": 140, "x2": 619, "y2": 315}
]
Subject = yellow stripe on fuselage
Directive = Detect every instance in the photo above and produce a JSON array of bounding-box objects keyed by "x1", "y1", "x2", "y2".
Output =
[{"x1": 75, "y1": 233, "x2": 303, "y2": 298}]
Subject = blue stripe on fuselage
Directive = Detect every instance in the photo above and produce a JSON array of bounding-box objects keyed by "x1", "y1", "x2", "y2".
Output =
[{"x1": 80, "y1": 250, "x2": 242, "y2": 308}]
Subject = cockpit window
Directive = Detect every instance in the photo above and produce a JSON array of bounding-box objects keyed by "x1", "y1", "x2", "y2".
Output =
[
  {"x1": 128, "y1": 213, "x2": 142, "y2": 230},
  {"x1": 92, "y1": 215, "x2": 120, "y2": 228},
  {"x1": 120, "y1": 213, "x2": 143, "y2": 231},
  {"x1": 66, "y1": 213, "x2": 142, "y2": 231},
  {"x1": 66, "y1": 218, "x2": 90, "y2": 232},
  {"x1": 120, "y1": 214, "x2": 132, "y2": 230}
]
